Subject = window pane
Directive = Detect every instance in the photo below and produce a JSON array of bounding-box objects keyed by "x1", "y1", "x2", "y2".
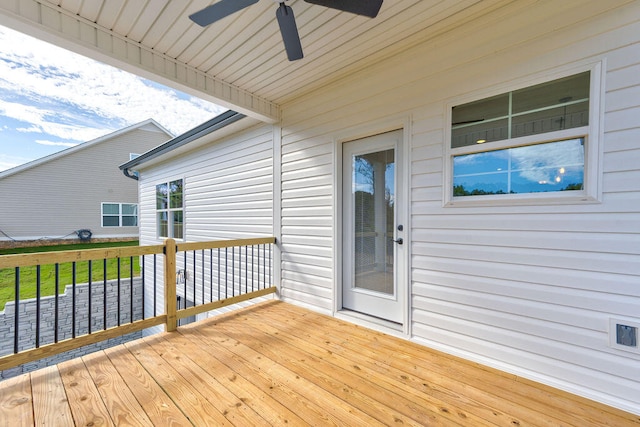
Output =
[
  {"x1": 511, "y1": 72, "x2": 589, "y2": 139},
  {"x1": 157, "y1": 212, "x2": 168, "y2": 237},
  {"x1": 511, "y1": 72, "x2": 590, "y2": 114},
  {"x1": 452, "y1": 94, "x2": 509, "y2": 148},
  {"x1": 103, "y1": 216, "x2": 120, "y2": 227},
  {"x1": 156, "y1": 183, "x2": 168, "y2": 209},
  {"x1": 511, "y1": 101, "x2": 589, "y2": 138},
  {"x1": 172, "y1": 211, "x2": 184, "y2": 239},
  {"x1": 509, "y1": 139, "x2": 584, "y2": 192},
  {"x1": 102, "y1": 203, "x2": 120, "y2": 215},
  {"x1": 453, "y1": 138, "x2": 584, "y2": 196},
  {"x1": 122, "y1": 216, "x2": 137, "y2": 226},
  {"x1": 122, "y1": 204, "x2": 137, "y2": 215},
  {"x1": 453, "y1": 150, "x2": 509, "y2": 176},
  {"x1": 170, "y1": 179, "x2": 183, "y2": 209},
  {"x1": 452, "y1": 72, "x2": 589, "y2": 147},
  {"x1": 452, "y1": 119, "x2": 509, "y2": 148}
]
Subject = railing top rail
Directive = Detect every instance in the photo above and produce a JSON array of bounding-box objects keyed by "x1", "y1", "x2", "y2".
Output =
[
  {"x1": 0, "y1": 244, "x2": 165, "y2": 269},
  {"x1": 177, "y1": 237, "x2": 276, "y2": 252},
  {"x1": 0, "y1": 237, "x2": 276, "y2": 269}
]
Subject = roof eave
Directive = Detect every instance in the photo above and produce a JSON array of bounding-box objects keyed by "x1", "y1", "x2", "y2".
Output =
[{"x1": 119, "y1": 110, "x2": 246, "y2": 179}]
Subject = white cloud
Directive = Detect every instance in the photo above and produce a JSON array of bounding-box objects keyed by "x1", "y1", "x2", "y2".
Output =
[{"x1": 0, "y1": 26, "x2": 226, "y2": 138}]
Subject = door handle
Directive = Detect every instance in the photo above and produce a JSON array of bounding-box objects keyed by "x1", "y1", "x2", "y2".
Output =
[{"x1": 392, "y1": 238, "x2": 403, "y2": 245}]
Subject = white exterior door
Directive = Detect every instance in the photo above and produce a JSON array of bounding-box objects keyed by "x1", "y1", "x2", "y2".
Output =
[{"x1": 342, "y1": 130, "x2": 405, "y2": 324}]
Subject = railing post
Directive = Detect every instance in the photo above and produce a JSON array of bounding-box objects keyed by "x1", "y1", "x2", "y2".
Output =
[{"x1": 164, "y1": 238, "x2": 177, "y2": 332}]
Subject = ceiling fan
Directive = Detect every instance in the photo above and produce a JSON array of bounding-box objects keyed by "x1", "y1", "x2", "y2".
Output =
[{"x1": 189, "y1": 0, "x2": 384, "y2": 61}]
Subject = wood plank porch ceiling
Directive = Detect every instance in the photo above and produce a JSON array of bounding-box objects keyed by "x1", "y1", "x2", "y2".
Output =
[
  {"x1": 0, "y1": 0, "x2": 514, "y2": 122},
  {"x1": 2, "y1": 300, "x2": 639, "y2": 426}
]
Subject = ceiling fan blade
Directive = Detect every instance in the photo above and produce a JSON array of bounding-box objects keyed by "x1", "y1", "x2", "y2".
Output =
[
  {"x1": 304, "y1": 0, "x2": 383, "y2": 18},
  {"x1": 276, "y1": 3, "x2": 304, "y2": 61},
  {"x1": 189, "y1": 0, "x2": 259, "y2": 26}
]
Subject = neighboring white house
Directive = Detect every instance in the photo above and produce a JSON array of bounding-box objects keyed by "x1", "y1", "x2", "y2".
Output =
[
  {"x1": 0, "y1": 119, "x2": 172, "y2": 244},
  {"x1": 119, "y1": 2, "x2": 640, "y2": 416}
]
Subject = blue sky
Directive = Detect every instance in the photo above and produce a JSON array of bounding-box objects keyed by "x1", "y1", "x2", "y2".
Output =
[{"x1": 0, "y1": 25, "x2": 227, "y2": 172}]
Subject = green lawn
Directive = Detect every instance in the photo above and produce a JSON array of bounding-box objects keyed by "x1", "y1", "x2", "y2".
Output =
[{"x1": 0, "y1": 241, "x2": 140, "y2": 311}]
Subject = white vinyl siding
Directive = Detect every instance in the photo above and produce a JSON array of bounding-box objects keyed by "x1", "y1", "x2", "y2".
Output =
[
  {"x1": 138, "y1": 123, "x2": 273, "y2": 244},
  {"x1": 136, "y1": 121, "x2": 274, "y2": 325},
  {"x1": 276, "y1": 1, "x2": 640, "y2": 414},
  {"x1": 0, "y1": 123, "x2": 170, "y2": 241}
]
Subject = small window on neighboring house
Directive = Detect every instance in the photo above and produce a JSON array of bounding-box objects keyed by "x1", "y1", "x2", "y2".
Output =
[
  {"x1": 156, "y1": 179, "x2": 184, "y2": 239},
  {"x1": 446, "y1": 66, "x2": 602, "y2": 205},
  {"x1": 102, "y1": 203, "x2": 138, "y2": 227}
]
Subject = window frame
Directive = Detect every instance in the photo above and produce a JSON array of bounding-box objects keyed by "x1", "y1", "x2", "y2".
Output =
[
  {"x1": 444, "y1": 62, "x2": 603, "y2": 207},
  {"x1": 155, "y1": 178, "x2": 185, "y2": 240},
  {"x1": 101, "y1": 202, "x2": 138, "y2": 227}
]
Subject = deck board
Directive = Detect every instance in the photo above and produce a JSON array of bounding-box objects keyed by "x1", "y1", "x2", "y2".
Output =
[
  {"x1": 102, "y1": 345, "x2": 192, "y2": 426},
  {"x1": 0, "y1": 372, "x2": 33, "y2": 426},
  {"x1": 31, "y1": 365, "x2": 74, "y2": 426},
  {"x1": 81, "y1": 351, "x2": 154, "y2": 427},
  {"x1": 1, "y1": 300, "x2": 639, "y2": 427},
  {"x1": 58, "y1": 356, "x2": 114, "y2": 426}
]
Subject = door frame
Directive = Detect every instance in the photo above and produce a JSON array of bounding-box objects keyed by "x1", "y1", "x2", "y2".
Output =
[{"x1": 333, "y1": 116, "x2": 411, "y2": 336}]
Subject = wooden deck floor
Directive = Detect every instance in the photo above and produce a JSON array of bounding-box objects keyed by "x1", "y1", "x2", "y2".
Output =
[{"x1": 1, "y1": 300, "x2": 639, "y2": 426}]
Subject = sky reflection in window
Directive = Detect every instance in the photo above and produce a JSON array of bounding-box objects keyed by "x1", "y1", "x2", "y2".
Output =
[{"x1": 453, "y1": 138, "x2": 584, "y2": 196}]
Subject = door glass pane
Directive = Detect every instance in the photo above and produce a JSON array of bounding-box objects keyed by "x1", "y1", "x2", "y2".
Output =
[{"x1": 352, "y1": 148, "x2": 394, "y2": 295}]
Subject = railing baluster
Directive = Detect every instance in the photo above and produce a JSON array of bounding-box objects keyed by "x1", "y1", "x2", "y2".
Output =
[
  {"x1": 72, "y1": 262, "x2": 77, "y2": 339},
  {"x1": 217, "y1": 249, "x2": 221, "y2": 300},
  {"x1": 88, "y1": 260, "x2": 92, "y2": 335},
  {"x1": 193, "y1": 250, "x2": 197, "y2": 306},
  {"x1": 252, "y1": 245, "x2": 255, "y2": 292},
  {"x1": 103, "y1": 259, "x2": 107, "y2": 331},
  {"x1": 245, "y1": 245, "x2": 248, "y2": 294},
  {"x1": 130, "y1": 256, "x2": 134, "y2": 324},
  {"x1": 14, "y1": 267, "x2": 19, "y2": 354},
  {"x1": 201, "y1": 250, "x2": 205, "y2": 305},
  {"x1": 129, "y1": 257, "x2": 133, "y2": 323},
  {"x1": 209, "y1": 249, "x2": 213, "y2": 303},
  {"x1": 55, "y1": 264, "x2": 59, "y2": 343},
  {"x1": 117, "y1": 258, "x2": 121, "y2": 327},
  {"x1": 225, "y1": 248, "x2": 228, "y2": 299},
  {"x1": 36, "y1": 265, "x2": 41, "y2": 348},
  {"x1": 183, "y1": 250, "x2": 187, "y2": 306},
  {"x1": 153, "y1": 254, "x2": 157, "y2": 317},
  {"x1": 232, "y1": 246, "x2": 235, "y2": 297},
  {"x1": 269, "y1": 243, "x2": 272, "y2": 287}
]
